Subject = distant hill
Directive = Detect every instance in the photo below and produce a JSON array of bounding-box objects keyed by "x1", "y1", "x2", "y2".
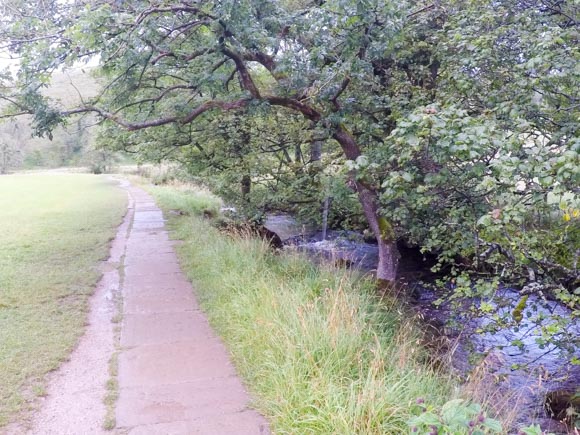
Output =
[
  {"x1": 0, "y1": 67, "x2": 105, "y2": 173},
  {"x1": 45, "y1": 66, "x2": 101, "y2": 107}
]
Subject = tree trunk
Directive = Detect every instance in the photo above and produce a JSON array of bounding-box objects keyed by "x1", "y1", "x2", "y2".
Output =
[
  {"x1": 264, "y1": 99, "x2": 400, "y2": 280},
  {"x1": 358, "y1": 185, "x2": 399, "y2": 281},
  {"x1": 333, "y1": 126, "x2": 400, "y2": 282},
  {"x1": 310, "y1": 140, "x2": 322, "y2": 162},
  {"x1": 241, "y1": 174, "x2": 251, "y2": 201},
  {"x1": 309, "y1": 120, "x2": 323, "y2": 163}
]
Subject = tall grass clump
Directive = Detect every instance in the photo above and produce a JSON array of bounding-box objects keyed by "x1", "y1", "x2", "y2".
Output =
[
  {"x1": 147, "y1": 183, "x2": 222, "y2": 217},
  {"x1": 148, "y1": 185, "x2": 453, "y2": 434}
]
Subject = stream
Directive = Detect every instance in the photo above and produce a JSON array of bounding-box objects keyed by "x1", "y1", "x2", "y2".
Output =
[{"x1": 264, "y1": 214, "x2": 580, "y2": 434}]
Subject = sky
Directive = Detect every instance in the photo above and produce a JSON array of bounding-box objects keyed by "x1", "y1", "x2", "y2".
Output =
[
  {"x1": 0, "y1": 51, "x2": 19, "y2": 75},
  {"x1": 0, "y1": 49, "x2": 100, "y2": 78}
]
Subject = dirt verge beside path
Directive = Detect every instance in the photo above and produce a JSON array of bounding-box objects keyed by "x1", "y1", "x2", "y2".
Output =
[{"x1": 5, "y1": 179, "x2": 134, "y2": 435}]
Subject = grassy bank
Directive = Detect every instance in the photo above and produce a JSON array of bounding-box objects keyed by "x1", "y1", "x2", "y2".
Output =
[
  {"x1": 147, "y1": 183, "x2": 453, "y2": 433},
  {"x1": 0, "y1": 173, "x2": 126, "y2": 426}
]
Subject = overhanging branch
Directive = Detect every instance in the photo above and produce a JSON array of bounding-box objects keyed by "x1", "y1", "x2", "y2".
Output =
[{"x1": 64, "y1": 98, "x2": 251, "y2": 131}]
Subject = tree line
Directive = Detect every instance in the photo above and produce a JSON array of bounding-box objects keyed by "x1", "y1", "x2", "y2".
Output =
[{"x1": 1, "y1": 0, "x2": 578, "y2": 348}]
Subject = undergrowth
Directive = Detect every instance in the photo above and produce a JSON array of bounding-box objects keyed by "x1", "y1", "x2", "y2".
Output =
[{"x1": 146, "y1": 183, "x2": 453, "y2": 434}]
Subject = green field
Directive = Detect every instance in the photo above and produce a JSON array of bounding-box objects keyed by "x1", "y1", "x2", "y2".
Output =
[{"x1": 0, "y1": 173, "x2": 126, "y2": 426}]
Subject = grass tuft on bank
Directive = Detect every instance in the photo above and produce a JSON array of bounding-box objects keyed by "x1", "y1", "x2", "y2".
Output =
[
  {"x1": 147, "y1": 182, "x2": 222, "y2": 217},
  {"x1": 0, "y1": 173, "x2": 126, "y2": 427},
  {"x1": 148, "y1": 183, "x2": 453, "y2": 434}
]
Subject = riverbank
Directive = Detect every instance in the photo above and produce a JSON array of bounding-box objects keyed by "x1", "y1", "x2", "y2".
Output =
[
  {"x1": 144, "y1": 182, "x2": 455, "y2": 433},
  {"x1": 266, "y1": 213, "x2": 579, "y2": 433}
]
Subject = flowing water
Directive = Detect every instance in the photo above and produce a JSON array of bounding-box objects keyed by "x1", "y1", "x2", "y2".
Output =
[{"x1": 264, "y1": 214, "x2": 579, "y2": 433}]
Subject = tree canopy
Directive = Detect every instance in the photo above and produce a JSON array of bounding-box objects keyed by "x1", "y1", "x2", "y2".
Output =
[{"x1": 1, "y1": 0, "x2": 578, "y2": 329}]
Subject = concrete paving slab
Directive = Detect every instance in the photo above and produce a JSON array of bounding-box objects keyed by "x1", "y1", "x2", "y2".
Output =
[
  {"x1": 116, "y1": 378, "x2": 251, "y2": 427},
  {"x1": 123, "y1": 276, "x2": 193, "y2": 295},
  {"x1": 121, "y1": 311, "x2": 213, "y2": 347},
  {"x1": 122, "y1": 248, "x2": 175, "y2": 259},
  {"x1": 116, "y1": 183, "x2": 269, "y2": 434},
  {"x1": 123, "y1": 253, "x2": 180, "y2": 267},
  {"x1": 118, "y1": 340, "x2": 235, "y2": 388},
  {"x1": 126, "y1": 411, "x2": 269, "y2": 435},
  {"x1": 135, "y1": 201, "x2": 157, "y2": 208},
  {"x1": 123, "y1": 289, "x2": 198, "y2": 315},
  {"x1": 132, "y1": 221, "x2": 166, "y2": 231},
  {"x1": 132, "y1": 210, "x2": 164, "y2": 221},
  {"x1": 124, "y1": 261, "x2": 183, "y2": 278}
]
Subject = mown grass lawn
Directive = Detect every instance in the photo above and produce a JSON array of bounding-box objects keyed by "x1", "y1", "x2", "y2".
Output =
[{"x1": 0, "y1": 173, "x2": 126, "y2": 427}]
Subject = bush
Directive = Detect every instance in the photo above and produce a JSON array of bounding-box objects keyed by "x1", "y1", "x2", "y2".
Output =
[
  {"x1": 408, "y1": 399, "x2": 502, "y2": 434},
  {"x1": 407, "y1": 399, "x2": 547, "y2": 435}
]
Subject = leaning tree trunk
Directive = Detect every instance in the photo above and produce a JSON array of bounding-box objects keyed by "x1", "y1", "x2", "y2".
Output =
[
  {"x1": 241, "y1": 174, "x2": 251, "y2": 201},
  {"x1": 333, "y1": 126, "x2": 400, "y2": 282},
  {"x1": 355, "y1": 183, "x2": 399, "y2": 281}
]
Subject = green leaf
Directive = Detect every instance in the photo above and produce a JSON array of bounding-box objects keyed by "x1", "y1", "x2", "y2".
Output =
[
  {"x1": 483, "y1": 418, "x2": 503, "y2": 432},
  {"x1": 407, "y1": 134, "x2": 420, "y2": 147},
  {"x1": 407, "y1": 412, "x2": 441, "y2": 427},
  {"x1": 518, "y1": 424, "x2": 543, "y2": 435}
]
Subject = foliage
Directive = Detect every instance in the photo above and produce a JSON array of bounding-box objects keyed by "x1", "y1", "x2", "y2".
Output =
[
  {"x1": 517, "y1": 425, "x2": 544, "y2": 435},
  {"x1": 1, "y1": 0, "x2": 578, "y2": 346},
  {"x1": 0, "y1": 120, "x2": 24, "y2": 173},
  {"x1": 408, "y1": 399, "x2": 550, "y2": 435},
  {"x1": 408, "y1": 399, "x2": 503, "y2": 434},
  {"x1": 0, "y1": 68, "x2": 106, "y2": 170},
  {"x1": 147, "y1": 183, "x2": 222, "y2": 218},
  {"x1": 83, "y1": 136, "x2": 120, "y2": 174}
]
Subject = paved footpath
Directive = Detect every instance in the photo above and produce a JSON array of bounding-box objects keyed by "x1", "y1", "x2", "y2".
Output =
[
  {"x1": 7, "y1": 180, "x2": 269, "y2": 435},
  {"x1": 116, "y1": 183, "x2": 269, "y2": 434}
]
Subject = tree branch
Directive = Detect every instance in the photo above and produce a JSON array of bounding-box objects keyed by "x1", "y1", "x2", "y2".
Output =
[
  {"x1": 221, "y1": 46, "x2": 261, "y2": 98},
  {"x1": 64, "y1": 98, "x2": 250, "y2": 131},
  {"x1": 264, "y1": 96, "x2": 321, "y2": 121},
  {"x1": 135, "y1": 5, "x2": 216, "y2": 25},
  {"x1": 331, "y1": 77, "x2": 351, "y2": 111}
]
